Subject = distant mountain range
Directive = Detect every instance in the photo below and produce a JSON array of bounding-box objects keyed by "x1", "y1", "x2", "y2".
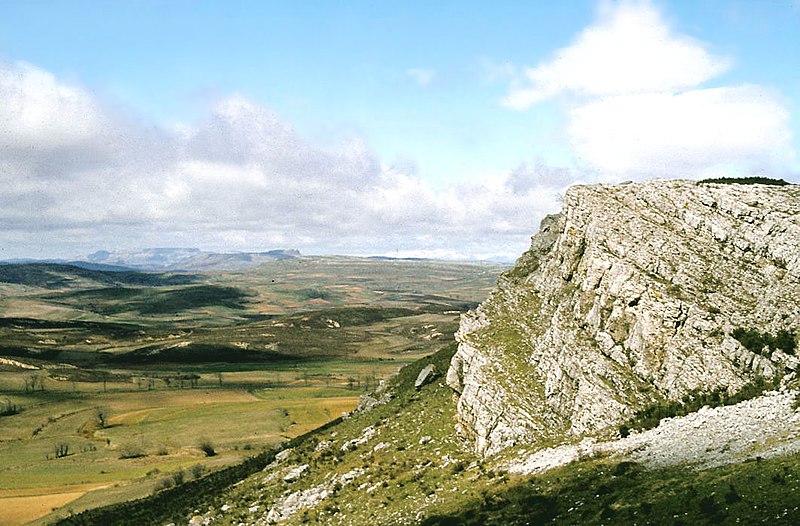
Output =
[{"x1": 0, "y1": 248, "x2": 301, "y2": 272}]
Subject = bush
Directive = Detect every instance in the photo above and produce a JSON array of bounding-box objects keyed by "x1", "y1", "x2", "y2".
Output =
[
  {"x1": 198, "y1": 439, "x2": 216, "y2": 457},
  {"x1": 732, "y1": 327, "x2": 796, "y2": 356},
  {"x1": 189, "y1": 464, "x2": 206, "y2": 479},
  {"x1": 171, "y1": 469, "x2": 185, "y2": 486},
  {"x1": 773, "y1": 329, "x2": 796, "y2": 354},
  {"x1": 698, "y1": 176, "x2": 791, "y2": 186},
  {"x1": 0, "y1": 400, "x2": 20, "y2": 416},
  {"x1": 54, "y1": 442, "x2": 70, "y2": 458},
  {"x1": 119, "y1": 445, "x2": 146, "y2": 459}
]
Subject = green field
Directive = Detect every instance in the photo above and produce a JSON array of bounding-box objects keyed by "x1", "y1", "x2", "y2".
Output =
[{"x1": 0, "y1": 257, "x2": 503, "y2": 525}]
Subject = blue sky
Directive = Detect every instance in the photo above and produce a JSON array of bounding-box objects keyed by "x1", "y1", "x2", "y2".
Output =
[{"x1": 0, "y1": 1, "x2": 798, "y2": 260}]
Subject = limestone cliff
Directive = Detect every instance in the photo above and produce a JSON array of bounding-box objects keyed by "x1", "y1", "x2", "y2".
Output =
[{"x1": 447, "y1": 180, "x2": 800, "y2": 456}]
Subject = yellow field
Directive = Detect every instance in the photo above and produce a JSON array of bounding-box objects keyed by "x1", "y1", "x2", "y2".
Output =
[
  {"x1": 0, "y1": 380, "x2": 361, "y2": 525},
  {"x1": 0, "y1": 483, "x2": 111, "y2": 526}
]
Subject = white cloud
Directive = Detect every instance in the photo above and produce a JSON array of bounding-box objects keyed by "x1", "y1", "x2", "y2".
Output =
[
  {"x1": 504, "y1": 1, "x2": 730, "y2": 109},
  {"x1": 406, "y1": 68, "x2": 436, "y2": 87},
  {"x1": 0, "y1": 60, "x2": 570, "y2": 262},
  {"x1": 504, "y1": 1, "x2": 794, "y2": 180},
  {"x1": 0, "y1": 61, "x2": 105, "y2": 150},
  {"x1": 569, "y1": 86, "x2": 792, "y2": 175}
]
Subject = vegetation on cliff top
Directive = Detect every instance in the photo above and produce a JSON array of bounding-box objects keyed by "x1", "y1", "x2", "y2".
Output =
[{"x1": 698, "y1": 176, "x2": 792, "y2": 186}]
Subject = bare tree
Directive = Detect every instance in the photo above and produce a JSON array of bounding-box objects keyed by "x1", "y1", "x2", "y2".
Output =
[
  {"x1": 95, "y1": 407, "x2": 110, "y2": 428},
  {"x1": 54, "y1": 442, "x2": 70, "y2": 458}
]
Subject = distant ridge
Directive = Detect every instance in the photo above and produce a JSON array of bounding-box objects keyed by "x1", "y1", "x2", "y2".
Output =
[
  {"x1": 367, "y1": 255, "x2": 431, "y2": 261},
  {"x1": 0, "y1": 263, "x2": 196, "y2": 289},
  {"x1": 0, "y1": 259, "x2": 132, "y2": 271},
  {"x1": 0, "y1": 248, "x2": 304, "y2": 272},
  {"x1": 85, "y1": 247, "x2": 302, "y2": 270}
]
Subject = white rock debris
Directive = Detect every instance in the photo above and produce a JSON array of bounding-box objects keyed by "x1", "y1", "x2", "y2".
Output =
[
  {"x1": 256, "y1": 468, "x2": 366, "y2": 525},
  {"x1": 504, "y1": 389, "x2": 800, "y2": 475},
  {"x1": 371, "y1": 441, "x2": 392, "y2": 453},
  {"x1": 340, "y1": 426, "x2": 377, "y2": 451},
  {"x1": 282, "y1": 464, "x2": 308, "y2": 483}
]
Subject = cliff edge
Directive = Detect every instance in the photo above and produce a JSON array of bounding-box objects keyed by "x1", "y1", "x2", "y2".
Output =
[{"x1": 447, "y1": 179, "x2": 800, "y2": 455}]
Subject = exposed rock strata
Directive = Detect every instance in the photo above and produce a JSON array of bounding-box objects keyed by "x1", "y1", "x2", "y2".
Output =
[{"x1": 447, "y1": 180, "x2": 800, "y2": 456}]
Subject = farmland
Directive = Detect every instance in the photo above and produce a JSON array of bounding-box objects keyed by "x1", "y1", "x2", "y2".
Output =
[{"x1": 0, "y1": 256, "x2": 503, "y2": 525}]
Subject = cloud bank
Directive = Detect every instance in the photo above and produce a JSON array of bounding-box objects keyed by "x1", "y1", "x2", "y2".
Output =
[
  {"x1": 505, "y1": 1, "x2": 794, "y2": 179},
  {"x1": 0, "y1": 61, "x2": 564, "y2": 261},
  {"x1": 1, "y1": 1, "x2": 795, "y2": 261}
]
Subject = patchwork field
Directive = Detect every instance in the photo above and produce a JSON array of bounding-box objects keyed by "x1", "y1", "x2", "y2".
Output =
[{"x1": 0, "y1": 257, "x2": 503, "y2": 524}]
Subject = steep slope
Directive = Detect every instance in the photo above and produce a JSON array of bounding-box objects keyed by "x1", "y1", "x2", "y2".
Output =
[
  {"x1": 192, "y1": 343, "x2": 798, "y2": 526},
  {"x1": 53, "y1": 342, "x2": 800, "y2": 526},
  {"x1": 447, "y1": 179, "x2": 800, "y2": 455}
]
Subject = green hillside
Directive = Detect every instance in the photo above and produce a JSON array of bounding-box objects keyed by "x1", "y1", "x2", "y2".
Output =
[{"x1": 51, "y1": 342, "x2": 800, "y2": 525}]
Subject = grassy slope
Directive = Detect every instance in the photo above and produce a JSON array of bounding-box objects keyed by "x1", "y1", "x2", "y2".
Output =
[
  {"x1": 56, "y1": 343, "x2": 798, "y2": 525},
  {"x1": 209, "y1": 344, "x2": 800, "y2": 526}
]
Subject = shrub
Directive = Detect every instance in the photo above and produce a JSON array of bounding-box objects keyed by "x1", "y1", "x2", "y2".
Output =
[
  {"x1": 171, "y1": 469, "x2": 185, "y2": 486},
  {"x1": 198, "y1": 439, "x2": 216, "y2": 457},
  {"x1": 0, "y1": 400, "x2": 20, "y2": 416},
  {"x1": 732, "y1": 327, "x2": 767, "y2": 354},
  {"x1": 119, "y1": 444, "x2": 146, "y2": 459},
  {"x1": 297, "y1": 288, "x2": 331, "y2": 300},
  {"x1": 698, "y1": 176, "x2": 791, "y2": 186},
  {"x1": 189, "y1": 464, "x2": 206, "y2": 479},
  {"x1": 732, "y1": 327, "x2": 796, "y2": 356},
  {"x1": 154, "y1": 478, "x2": 174, "y2": 492},
  {"x1": 772, "y1": 329, "x2": 796, "y2": 354},
  {"x1": 698, "y1": 495, "x2": 724, "y2": 522},
  {"x1": 54, "y1": 442, "x2": 70, "y2": 458}
]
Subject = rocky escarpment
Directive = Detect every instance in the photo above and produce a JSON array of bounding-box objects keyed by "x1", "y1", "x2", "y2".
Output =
[{"x1": 447, "y1": 180, "x2": 800, "y2": 456}]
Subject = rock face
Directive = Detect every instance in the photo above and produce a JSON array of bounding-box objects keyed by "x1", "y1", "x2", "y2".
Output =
[{"x1": 447, "y1": 180, "x2": 800, "y2": 456}]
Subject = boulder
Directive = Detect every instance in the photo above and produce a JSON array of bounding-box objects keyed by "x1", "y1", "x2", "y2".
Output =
[{"x1": 414, "y1": 364, "x2": 437, "y2": 389}]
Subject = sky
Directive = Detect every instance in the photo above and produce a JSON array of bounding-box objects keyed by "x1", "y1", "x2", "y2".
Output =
[{"x1": 0, "y1": 0, "x2": 798, "y2": 261}]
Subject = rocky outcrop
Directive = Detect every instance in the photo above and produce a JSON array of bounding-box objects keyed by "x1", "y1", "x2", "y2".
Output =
[{"x1": 448, "y1": 180, "x2": 800, "y2": 456}]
